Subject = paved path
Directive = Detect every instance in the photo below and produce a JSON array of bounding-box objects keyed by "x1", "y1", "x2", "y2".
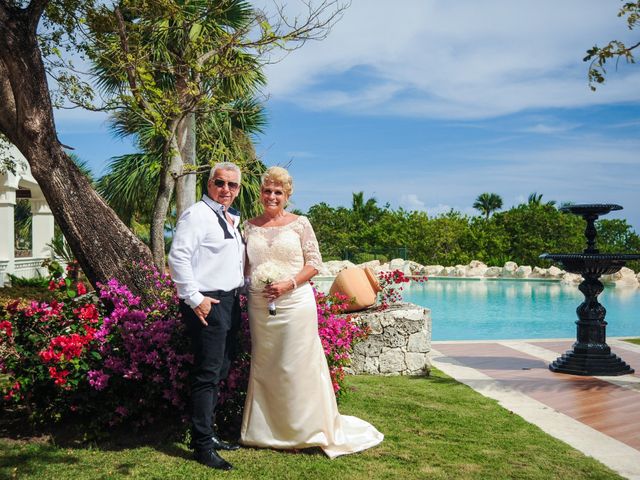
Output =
[{"x1": 430, "y1": 338, "x2": 640, "y2": 480}]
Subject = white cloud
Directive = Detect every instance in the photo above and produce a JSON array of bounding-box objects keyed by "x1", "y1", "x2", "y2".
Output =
[
  {"x1": 520, "y1": 121, "x2": 581, "y2": 135},
  {"x1": 400, "y1": 193, "x2": 425, "y2": 210},
  {"x1": 290, "y1": 133, "x2": 640, "y2": 229},
  {"x1": 262, "y1": 0, "x2": 640, "y2": 119}
]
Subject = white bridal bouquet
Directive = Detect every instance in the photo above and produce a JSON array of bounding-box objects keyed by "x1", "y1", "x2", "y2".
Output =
[{"x1": 252, "y1": 262, "x2": 287, "y2": 315}]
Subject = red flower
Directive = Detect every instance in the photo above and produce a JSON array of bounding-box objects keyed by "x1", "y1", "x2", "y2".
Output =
[
  {"x1": 0, "y1": 320, "x2": 12, "y2": 338},
  {"x1": 48, "y1": 366, "x2": 70, "y2": 386},
  {"x1": 76, "y1": 282, "x2": 87, "y2": 296},
  {"x1": 2, "y1": 381, "x2": 21, "y2": 401},
  {"x1": 74, "y1": 303, "x2": 99, "y2": 322}
]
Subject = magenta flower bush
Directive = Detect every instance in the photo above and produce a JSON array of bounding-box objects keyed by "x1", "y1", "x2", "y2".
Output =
[
  {"x1": 0, "y1": 263, "x2": 193, "y2": 427},
  {"x1": 315, "y1": 290, "x2": 370, "y2": 398},
  {"x1": 91, "y1": 263, "x2": 193, "y2": 426},
  {"x1": 1, "y1": 262, "x2": 374, "y2": 432}
]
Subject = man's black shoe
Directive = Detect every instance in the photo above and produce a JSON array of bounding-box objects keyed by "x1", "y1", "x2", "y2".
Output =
[
  {"x1": 193, "y1": 449, "x2": 233, "y2": 470},
  {"x1": 211, "y1": 434, "x2": 240, "y2": 451}
]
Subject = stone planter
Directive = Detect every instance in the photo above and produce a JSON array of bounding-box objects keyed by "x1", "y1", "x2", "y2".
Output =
[{"x1": 350, "y1": 302, "x2": 431, "y2": 376}]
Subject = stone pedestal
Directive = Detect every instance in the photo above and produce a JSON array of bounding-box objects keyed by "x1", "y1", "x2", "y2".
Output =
[{"x1": 350, "y1": 302, "x2": 431, "y2": 376}]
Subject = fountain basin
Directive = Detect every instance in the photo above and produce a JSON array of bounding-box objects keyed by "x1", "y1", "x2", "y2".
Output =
[
  {"x1": 559, "y1": 203, "x2": 622, "y2": 216},
  {"x1": 540, "y1": 253, "x2": 640, "y2": 276}
]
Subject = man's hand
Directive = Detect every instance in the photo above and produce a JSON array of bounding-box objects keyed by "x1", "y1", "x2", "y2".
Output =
[{"x1": 193, "y1": 296, "x2": 220, "y2": 326}]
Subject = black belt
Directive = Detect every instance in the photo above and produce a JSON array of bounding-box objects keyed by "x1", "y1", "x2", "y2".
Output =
[{"x1": 201, "y1": 288, "x2": 239, "y2": 297}]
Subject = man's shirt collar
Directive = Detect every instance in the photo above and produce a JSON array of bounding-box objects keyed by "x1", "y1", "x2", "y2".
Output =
[{"x1": 202, "y1": 194, "x2": 240, "y2": 218}]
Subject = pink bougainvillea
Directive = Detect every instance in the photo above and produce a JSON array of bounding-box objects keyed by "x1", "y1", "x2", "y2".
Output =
[
  {"x1": 377, "y1": 269, "x2": 428, "y2": 310},
  {"x1": 315, "y1": 290, "x2": 370, "y2": 397},
  {"x1": 1, "y1": 261, "x2": 378, "y2": 430}
]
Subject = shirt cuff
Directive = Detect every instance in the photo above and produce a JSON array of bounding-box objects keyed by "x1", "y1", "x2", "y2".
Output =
[{"x1": 185, "y1": 291, "x2": 204, "y2": 309}]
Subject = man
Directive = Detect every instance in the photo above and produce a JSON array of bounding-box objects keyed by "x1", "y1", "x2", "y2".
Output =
[{"x1": 168, "y1": 162, "x2": 245, "y2": 470}]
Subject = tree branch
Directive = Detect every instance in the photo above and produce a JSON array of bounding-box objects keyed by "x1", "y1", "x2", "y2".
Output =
[
  {"x1": 114, "y1": 6, "x2": 151, "y2": 114},
  {"x1": 26, "y1": 0, "x2": 49, "y2": 27},
  {"x1": 628, "y1": 40, "x2": 640, "y2": 52}
]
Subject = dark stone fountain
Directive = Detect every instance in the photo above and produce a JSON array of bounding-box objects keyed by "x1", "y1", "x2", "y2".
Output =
[{"x1": 540, "y1": 204, "x2": 640, "y2": 376}]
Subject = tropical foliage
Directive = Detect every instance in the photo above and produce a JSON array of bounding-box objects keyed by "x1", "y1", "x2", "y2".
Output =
[
  {"x1": 87, "y1": 0, "x2": 269, "y2": 264},
  {"x1": 306, "y1": 193, "x2": 640, "y2": 270},
  {"x1": 0, "y1": 0, "x2": 345, "y2": 298},
  {"x1": 473, "y1": 192, "x2": 503, "y2": 219},
  {"x1": 0, "y1": 263, "x2": 371, "y2": 433}
]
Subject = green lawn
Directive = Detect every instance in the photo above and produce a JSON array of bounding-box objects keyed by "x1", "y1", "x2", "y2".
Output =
[
  {"x1": 623, "y1": 338, "x2": 640, "y2": 346},
  {"x1": 0, "y1": 371, "x2": 621, "y2": 480},
  {"x1": 0, "y1": 286, "x2": 53, "y2": 307}
]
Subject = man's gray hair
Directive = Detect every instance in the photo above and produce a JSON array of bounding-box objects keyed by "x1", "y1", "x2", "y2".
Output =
[{"x1": 210, "y1": 162, "x2": 241, "y2": 182}]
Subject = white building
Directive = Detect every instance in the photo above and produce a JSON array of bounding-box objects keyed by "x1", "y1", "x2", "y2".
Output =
[{"x1": 0, "y1": 144, "x2": 55, "y2": 286}]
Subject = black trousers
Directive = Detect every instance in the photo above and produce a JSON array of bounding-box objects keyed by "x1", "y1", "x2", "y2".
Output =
[{"x1": 180, "y1": 289, "x2": 240, "y2": 451}]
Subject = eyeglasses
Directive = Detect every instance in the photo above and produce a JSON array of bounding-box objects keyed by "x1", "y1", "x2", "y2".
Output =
[{"x1": 212, "y1": 178, "x2": 240, "y2": 191}]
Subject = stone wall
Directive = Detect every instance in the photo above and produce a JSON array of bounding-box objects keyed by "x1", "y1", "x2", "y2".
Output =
[
  {"x1": 350, "y1": 302, "x2": 431, "y2": 376},
  {"x1": 318, "y1": 259, "x2": 640, "y2": 288}
]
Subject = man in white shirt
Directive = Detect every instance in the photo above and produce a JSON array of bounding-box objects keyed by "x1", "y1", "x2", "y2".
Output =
[{"x1": 168, "y1": 162, "x2": 245, "y2": 471}]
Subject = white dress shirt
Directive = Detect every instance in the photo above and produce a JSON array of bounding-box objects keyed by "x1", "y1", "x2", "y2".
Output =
[{"x1": 168, "y1": 195, "x2": 245, "y2": 308}]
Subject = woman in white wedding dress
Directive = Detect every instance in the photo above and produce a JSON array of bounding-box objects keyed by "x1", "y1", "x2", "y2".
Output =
[{"x1": 240, "y1": 167, "x2": 383, "y2": 458}]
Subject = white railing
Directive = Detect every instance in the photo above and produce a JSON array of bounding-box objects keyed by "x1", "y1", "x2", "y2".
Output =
[
  {"x1": 0, "y1": 257, "x2": 50, "y2": 286},
  {"x1": 0, "y1": 260, "x2": 8, "y2": 287}
]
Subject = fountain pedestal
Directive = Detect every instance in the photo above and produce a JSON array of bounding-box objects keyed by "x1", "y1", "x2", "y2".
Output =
[{"x1": 540, "y1": 204, "x2": 639, "y2": 376}]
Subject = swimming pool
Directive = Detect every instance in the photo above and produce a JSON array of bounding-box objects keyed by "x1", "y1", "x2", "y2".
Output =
[{"x1": 402, "y1": 279, "x2": 640, "y2": 341}]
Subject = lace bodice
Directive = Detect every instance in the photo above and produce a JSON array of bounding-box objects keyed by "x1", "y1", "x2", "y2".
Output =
[{"x1": 244, "y1": 216, "x2": 323, "y2": 282}]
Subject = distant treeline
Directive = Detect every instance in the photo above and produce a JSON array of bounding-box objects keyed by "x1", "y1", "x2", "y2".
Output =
[{"x1": 304, "y1": 194, "x2": 640, "y2": 270}]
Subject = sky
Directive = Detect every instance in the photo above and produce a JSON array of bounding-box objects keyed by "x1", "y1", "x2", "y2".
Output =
[{"x1": 53, "y1": 0, "x2": 640, "y2": 231}]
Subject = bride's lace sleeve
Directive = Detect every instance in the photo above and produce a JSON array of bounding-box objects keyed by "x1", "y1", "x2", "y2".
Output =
[{"x1": 299, "y1": 216, "x2": 323, "y2": 271}]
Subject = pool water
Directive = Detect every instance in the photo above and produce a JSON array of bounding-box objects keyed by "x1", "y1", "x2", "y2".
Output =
[{"x1": 402, "y1": 279, "x2": 640, "y2": 341}]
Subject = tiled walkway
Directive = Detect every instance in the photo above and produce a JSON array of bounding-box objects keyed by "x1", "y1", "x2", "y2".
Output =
[{"x1": 431, "y1": 338, "x2": 640, "y2": 480}]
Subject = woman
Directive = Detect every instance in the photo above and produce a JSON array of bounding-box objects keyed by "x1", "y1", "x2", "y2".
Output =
[{"x1": 240, "y1": 166, "x2": 383, "y2": 458}]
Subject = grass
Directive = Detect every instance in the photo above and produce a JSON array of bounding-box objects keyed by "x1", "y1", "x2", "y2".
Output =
[
  {"x1": 0, "y1": 285, "x2": 53, "y2": 307},
  {"x1": 0, "y1": 371, "x2": 622, "y2": 480},
  {"x1": 623, "y1": 338, "x2": 640, "y2": 346}
]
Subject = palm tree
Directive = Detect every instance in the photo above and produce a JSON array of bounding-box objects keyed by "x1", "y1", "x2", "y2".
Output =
[
  {"x1": 97, "y1": 100, "x2": 267, "y2": 239},
  {"x1": 90, "y1": 0, "x2": 266, "y2": 265},
  {"x1": 351, "y1": 191, "x2": 380, "y2": 223},
  {"x1": 473, "y1": 192, "x2": 503, "y2": 219},
  {"x1": 527, "y1": 192, "x2": 556, "y2": 207}
]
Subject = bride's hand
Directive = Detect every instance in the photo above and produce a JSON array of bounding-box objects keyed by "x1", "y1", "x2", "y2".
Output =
[{"x1": 263, "y1": 280, "x2": 292, "y2": 300}]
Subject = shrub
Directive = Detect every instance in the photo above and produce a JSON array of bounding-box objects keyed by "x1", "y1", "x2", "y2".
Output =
[
  {"x1": 0, "y1": 263, "x2": 193, "y2": 427},
  {"x1": 0, "y1": 283, "x2": 99, "y2": 422},
  {"x1": 1, "y1": 264, "x2": 367, "y2": 432},
  {"x1": 91, "y1": 263, "x2": 193, "y2": 426},
  {"x1": 6, "y1": 273, "x2": 48, "y2": 288},
  {"x1": 315, "y1": 290, "x2": 370, "y2": 399}
]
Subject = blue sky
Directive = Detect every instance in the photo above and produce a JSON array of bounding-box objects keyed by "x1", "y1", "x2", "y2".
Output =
[{"x1": 54, "y1": 0, "x2": 640, "y2": 230}]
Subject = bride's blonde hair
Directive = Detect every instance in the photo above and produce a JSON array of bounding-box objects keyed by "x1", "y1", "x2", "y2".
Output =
[{"x1": 261, "y1": 166, "x2": 293, "y2": 197}]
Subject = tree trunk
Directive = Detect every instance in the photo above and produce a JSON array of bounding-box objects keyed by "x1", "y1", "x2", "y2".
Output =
[
  {"x1": 0, "y1": 3, "x2": 154, "y2": 298},
  {"x1": 175, "y1": 112, "x2": 197, "y2": 217},
  {"x1": 150, "y1": 122, "x2": 181, "y2": 269}
]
